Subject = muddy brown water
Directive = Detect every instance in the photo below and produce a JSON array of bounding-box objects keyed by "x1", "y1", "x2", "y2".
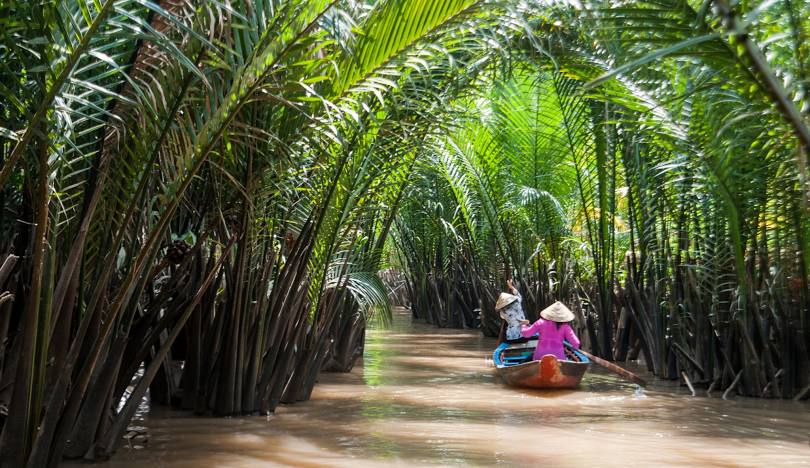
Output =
[{"x1": 94, "y1": 308, "x2": 809, "y2": 467}]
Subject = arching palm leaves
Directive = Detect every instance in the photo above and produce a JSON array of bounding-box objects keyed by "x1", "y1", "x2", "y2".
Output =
[
  {"x1": 0, "y1": 0, "x2": 513, "y2": 464},
  {"x1": 3, "y1": 2, "x2": 810, "y2": 465}
]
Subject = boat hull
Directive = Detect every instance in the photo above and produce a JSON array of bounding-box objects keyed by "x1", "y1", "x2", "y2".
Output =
[{"x1": 493, "y1": 341, "x2": 589, "y2": 389}]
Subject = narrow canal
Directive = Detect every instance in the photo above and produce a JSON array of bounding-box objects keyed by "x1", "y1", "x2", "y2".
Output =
[{"x1": 100, "y1": 308, "x2": 809, "y2": 467}]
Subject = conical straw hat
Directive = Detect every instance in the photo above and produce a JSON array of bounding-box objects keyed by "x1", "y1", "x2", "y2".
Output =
[
  {"x1": 495, "y1": 292, "x2": 518, "y2": 310},
  {"x1": 539, "y1": 301, "x2": 575, "y2": 322}
]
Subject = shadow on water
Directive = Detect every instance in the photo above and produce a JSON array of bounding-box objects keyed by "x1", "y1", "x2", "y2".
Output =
[{"x1": 91, "y1": 307, "x2": 810, "y2": 467}]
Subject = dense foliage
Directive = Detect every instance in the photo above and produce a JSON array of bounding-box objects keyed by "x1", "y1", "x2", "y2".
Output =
[
  {"x1": 394, "y1": 0, "x2": 810, "y2": 403},
  {"x1": 0, "y1": 0, "x2": 507, "y2": 464},
  {"x1": 1, "y1": 0, "x2": 809, "y2": 465}
]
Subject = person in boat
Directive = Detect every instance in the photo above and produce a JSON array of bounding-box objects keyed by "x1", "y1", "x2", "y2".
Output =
[
  {"x1": 520, "y1": 301, "x2": 581, "y2": 360},
  {"x1": 495, "y1": 280, "x2": 529, "y2": 343}
]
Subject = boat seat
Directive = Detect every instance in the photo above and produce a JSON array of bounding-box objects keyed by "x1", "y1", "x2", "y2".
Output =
[{"x1": 505, "y1": 339, "x2": 538, "y2": 351}]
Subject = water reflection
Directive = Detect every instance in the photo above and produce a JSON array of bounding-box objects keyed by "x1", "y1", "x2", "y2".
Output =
[{"x1": 95, "y1": 308, "x2": 810, "y2": 467}]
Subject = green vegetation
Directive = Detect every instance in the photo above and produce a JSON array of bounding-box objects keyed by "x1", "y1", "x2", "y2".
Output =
[
  {"x1": 0, "y1": 0, "x2": 808, "y2": 465},
  {"x1": 393, "y1": 0, "x2": 810, "y2": 403}
]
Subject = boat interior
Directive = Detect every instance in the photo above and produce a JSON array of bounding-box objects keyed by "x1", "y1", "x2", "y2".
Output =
[{"x1": 494, "y1": 339, "x2": 587, "y2": 367}]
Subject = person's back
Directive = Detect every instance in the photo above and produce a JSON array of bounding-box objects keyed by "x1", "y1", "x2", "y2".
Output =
[
  {"x1": 495, "y1": 280, "x2": 527, "y2": 343},
  {"x1": 521, "y1": 301, "x2": 580, "y2": 360}
]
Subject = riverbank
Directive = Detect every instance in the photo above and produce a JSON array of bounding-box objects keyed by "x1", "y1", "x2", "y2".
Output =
[{"x1": 94, "y1": 308, "x2": 809, "y2": 467}]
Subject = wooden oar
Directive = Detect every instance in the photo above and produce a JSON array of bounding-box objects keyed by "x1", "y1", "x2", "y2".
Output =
[{"x1": 576, "y1": 348, "x2": 648, "y2": 387}]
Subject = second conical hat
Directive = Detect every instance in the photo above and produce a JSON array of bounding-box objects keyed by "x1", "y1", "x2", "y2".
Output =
[{"x1": 495, "y1": 292, "x2": 518, "y2": 310}]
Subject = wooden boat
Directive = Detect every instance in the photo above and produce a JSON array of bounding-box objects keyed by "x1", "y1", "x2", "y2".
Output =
[{"x1": 493, "y1": 339, "x2": 590, "y2": 389}]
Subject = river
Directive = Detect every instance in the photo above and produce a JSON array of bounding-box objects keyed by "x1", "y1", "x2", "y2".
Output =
[{"x1": 99, "y1": 308, "x2": 809, "y2": 467}]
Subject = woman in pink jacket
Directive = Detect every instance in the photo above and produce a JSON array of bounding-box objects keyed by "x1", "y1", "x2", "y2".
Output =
[{"x1": 520, "y1": 301, "x2": 581, "y2": 361}]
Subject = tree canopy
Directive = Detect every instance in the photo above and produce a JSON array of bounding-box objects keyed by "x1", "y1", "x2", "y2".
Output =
[{"x1": 1, "y1": 0, "x2": 809, "y2": 464}]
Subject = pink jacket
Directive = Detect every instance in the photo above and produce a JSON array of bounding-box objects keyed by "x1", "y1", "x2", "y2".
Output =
[{"x1": 520, "y1": 319, "x2": 580, "y2": 361}]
